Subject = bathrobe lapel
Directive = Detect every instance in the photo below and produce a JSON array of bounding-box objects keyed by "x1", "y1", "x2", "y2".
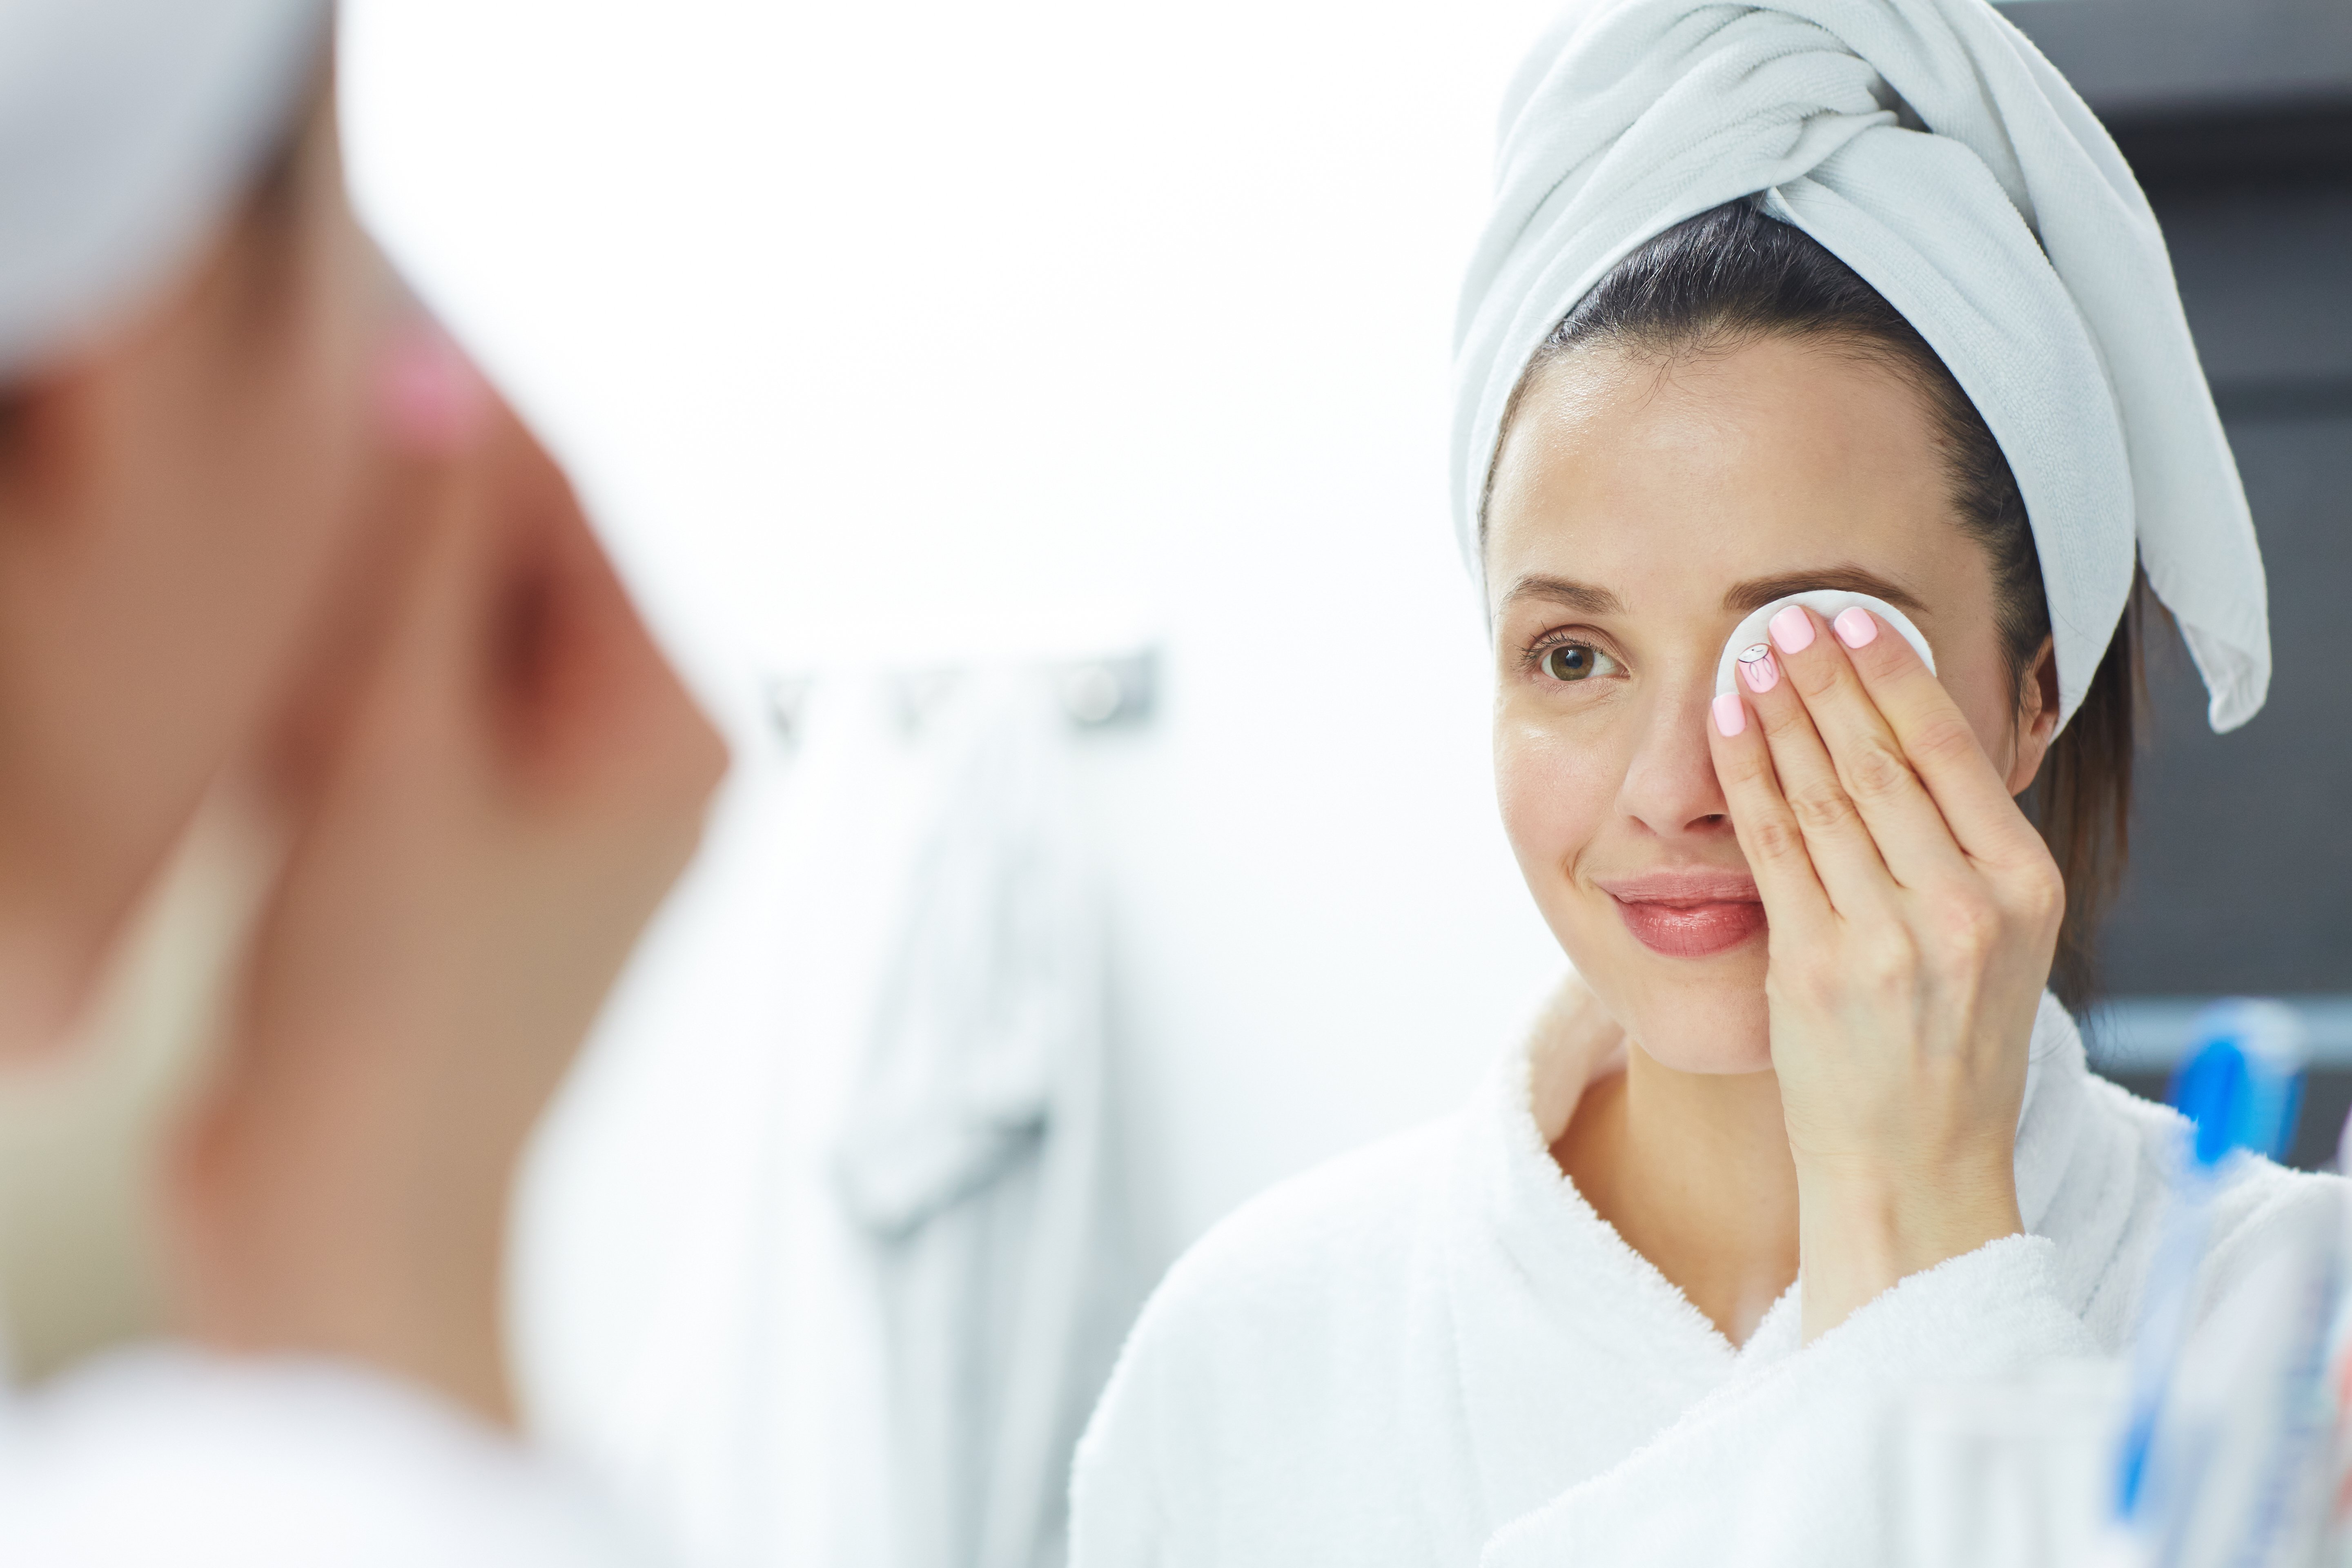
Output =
[
  {"x1": 1432, "y1": 991, "x2": 2107, "y2": 1546},
  {"x1": 2012, "y1": 995, "x2": 2146, "y2": 1330},
  {"x1": 1431, "y1": 1011, "x2": 1784, "y2": 1540}
]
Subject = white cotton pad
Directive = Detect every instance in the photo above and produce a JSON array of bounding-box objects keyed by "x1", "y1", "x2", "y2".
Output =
[{"x1": 1714, "y1": 590, "x2": 1937, "y2": 700}]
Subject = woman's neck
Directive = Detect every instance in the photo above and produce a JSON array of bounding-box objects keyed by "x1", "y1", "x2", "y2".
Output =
[{"x1": 1550, "y1": 1041, "x2": 1799, "y2": 1346}]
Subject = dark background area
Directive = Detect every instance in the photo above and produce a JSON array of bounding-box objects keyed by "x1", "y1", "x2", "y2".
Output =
[{"x1": 2006, "y1": 0, "x2": 2350, "y2": 1165}]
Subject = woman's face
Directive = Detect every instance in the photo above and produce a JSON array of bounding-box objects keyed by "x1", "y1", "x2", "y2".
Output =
[
  {"x1": 0, "y1": 90, "x2": 401, "y2": 1049},
  {"x1": 1487, "y1": 335, "x2": 2045, "y2": 1074}
]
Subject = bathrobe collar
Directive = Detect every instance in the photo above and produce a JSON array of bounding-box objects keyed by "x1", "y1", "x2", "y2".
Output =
[{"x1": 1431, "y1": 989, "x2": 2111, "y2": 1535}]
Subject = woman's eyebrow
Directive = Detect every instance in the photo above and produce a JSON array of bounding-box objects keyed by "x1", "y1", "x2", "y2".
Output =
[
  {"x1": 1501, "y1": 574, "x2": 1626, "y2": 615},
  {"x1": 1724, "y1": 568, "x2": 1928, "y2": 616}
]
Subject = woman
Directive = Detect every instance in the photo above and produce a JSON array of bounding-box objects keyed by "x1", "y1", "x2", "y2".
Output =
[
  {"x1": 0, "y1": 0, "x2": 723, "y2": 1559},
  {"x1": 1070, "y1": 0, "x2": 2336, "y2": 1562}
]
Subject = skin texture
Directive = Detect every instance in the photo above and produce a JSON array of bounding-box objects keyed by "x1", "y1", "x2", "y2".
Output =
[
  {"x1": 0, "y1": 88, "x2": 727, "y2": 1421},
  {"x1": 0, "y1": 99, "x2": 392, "y2": 1052},
  {"x1": 1487, "y1": 335, "x2": 2062, "y2": 1343},
  {"x1": 168, "y1": 388, "x2": 727, "y2": 1423}
]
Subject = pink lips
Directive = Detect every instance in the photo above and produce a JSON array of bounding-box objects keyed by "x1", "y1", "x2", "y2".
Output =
[{"x1": 1597, "y1": 870, "x2": 1766, "y2": 959}]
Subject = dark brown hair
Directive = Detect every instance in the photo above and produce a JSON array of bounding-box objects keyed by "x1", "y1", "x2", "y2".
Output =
[{"x1": 1503, "y1": 197, "x2": 2137, "y2": 1005}]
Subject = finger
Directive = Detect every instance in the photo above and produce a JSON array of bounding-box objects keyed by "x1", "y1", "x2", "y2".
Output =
[
  {"x1": 1733, "y1": 633, "x2": 1898, "y2": 916},
  {"x1": 1763, "y1": 604, "x2": 1971, "y2": 890},
  {"x1": 475, "y1": 410, "x2": 729, "y2": 822},
  {"x1": 1706, "y1": 686, "x2": 1834, "y2": 942},
  {"x1": 1820, "y1": 606, "x2": 2048, "y2": 869},
  {"x1": 259, "y1": 314, "x2": 492, "y2": 805}
]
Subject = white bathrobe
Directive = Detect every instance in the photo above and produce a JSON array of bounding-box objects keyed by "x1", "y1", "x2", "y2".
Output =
[
  {"x1": 1069, "y1": 994, "x2": 2342, "y2": 1566},
  {"x1": 0, "y1": 1348, "x2": 659, "y2": 1566}
]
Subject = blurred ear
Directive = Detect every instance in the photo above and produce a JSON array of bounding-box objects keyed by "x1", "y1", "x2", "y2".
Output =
[
  {"x1": 0, "y1": 372, "x2": 96, "y2": 522},
  {"x1": 2006, "y1": 635, "x2": 2060, "y2": 796}
]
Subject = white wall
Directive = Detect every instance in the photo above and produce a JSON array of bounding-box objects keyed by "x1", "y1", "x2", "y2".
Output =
[{"x1": 343, "y1": 0, "x2": 1570, "y2": 1537}]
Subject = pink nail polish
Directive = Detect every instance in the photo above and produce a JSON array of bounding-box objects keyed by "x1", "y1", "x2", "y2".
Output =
[
  {"x1": 1833, "y1": 606, "x2": 1878, "y2": 649},
  {"x1": 377, "y1": 318, "x2": 491, "y2": 456},
  {"x1": 1768, "y1": 605, "x2": 1815, "y2": 654},
  {"x1": 1740, "y1": 647, "x2": 1779, "y2": 694},
  {"x1": 1712, "y1": 693, "x2": 1746, "y2": 737}
]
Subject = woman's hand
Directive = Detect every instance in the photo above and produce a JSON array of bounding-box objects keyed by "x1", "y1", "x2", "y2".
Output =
[
  {"x1": 164, "y1": 334, "x2": 729, "y2": 1423},
  {"x1": 1706, "y1": 604, "x2": 2063, "y2": 1341}
]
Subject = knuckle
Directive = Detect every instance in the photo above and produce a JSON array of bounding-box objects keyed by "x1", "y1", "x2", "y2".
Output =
[
  {"x1": 1934, "y1": 892, "x2": 2004, "y2": 960},
  {"x1": 1842, "y1": 742, "x2": 1915, "y2": 804},
  {"x1": 1909, "y1": 714, "x2": 1983, "y2": 771},
  {"x1": 1790, "y1": 655, "x2": 1843, "y2": 700},
  {"x1": 1855, "y1": 929, "x2": 1918, "y2": 989},
  {"x1": 2040, "y1": 866, "x2": 2068, "y2": 924},
  {"x1": 2010, "y1": 855, "x2": 2067, "y2": 927},
  {"x1": 1757, "y1": 702, "x2": 1814, "y2": 743},
  {"x1": 1717, "y1": 741, "x2": 1774, "y2": 788},
  {"x1": 1788, "y1": 782, "x2": 1860, "y2": 835},
  {"x1": 1773, "y1": 954, "x2": 1838, "y2": 1008},
  {"x1": 1747, "y1": 813, "x2": 1806, "y2": 865}
]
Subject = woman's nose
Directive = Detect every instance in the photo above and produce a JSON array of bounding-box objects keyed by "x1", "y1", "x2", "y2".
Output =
[{"x1": 1614, "y1": 681, "x2": 1732, "y2": 840}]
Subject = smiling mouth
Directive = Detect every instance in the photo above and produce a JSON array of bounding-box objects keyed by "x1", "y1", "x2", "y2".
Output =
[
  {"x1": 1611, "y1": 898, "x2": 1766, "y2": 958},
  {"x1": 1600, "y1": 878, "x2": 1767, "y2": 959}
]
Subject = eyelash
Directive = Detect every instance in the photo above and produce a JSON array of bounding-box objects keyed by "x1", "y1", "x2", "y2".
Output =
[{"x1": 1521, "y1": 630, "x2": 1626, "y2": 685}]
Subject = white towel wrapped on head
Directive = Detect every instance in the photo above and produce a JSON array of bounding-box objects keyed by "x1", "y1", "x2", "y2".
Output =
[
  {"x1": 0, "y1": 0, "x2": 327, "y2": 380},
  {"x1": 1451, "y1": 0, "x2": 2268, "y2": 733}
]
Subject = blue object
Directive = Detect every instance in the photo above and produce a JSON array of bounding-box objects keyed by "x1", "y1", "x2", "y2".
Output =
[
  {"x1": 2115, "y1": 998, "x2": 2313, "y2": 1532},
  {"x1": 2167, "y1": 999, "x2": 2309, "y2": 1167}
]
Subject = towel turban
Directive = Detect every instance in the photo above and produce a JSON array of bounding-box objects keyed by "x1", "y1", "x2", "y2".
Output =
[
  {"x1": 0, "y1": 0, "x2": 328, "y2": 382},
  {"x1": 1452, "y1": 0, "x2": 2269, "y2": 733}
]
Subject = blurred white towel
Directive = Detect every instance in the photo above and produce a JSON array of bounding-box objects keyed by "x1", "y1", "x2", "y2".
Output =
[
  {"x1": 510, "y1": 668, "x2": 1134, "y2": 1568},
  {"x1": 0, "y1": 1348, "x2": 657, "y2": 1567}
]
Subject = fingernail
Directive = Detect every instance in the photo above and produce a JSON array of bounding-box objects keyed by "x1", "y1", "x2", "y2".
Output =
[
  {"x1": 1768, "y1": 605, "x2": 1815, "y2": 654},
  {"x1": 1833, "y1": 606, "x2": 1878, "y2": 649},
  {"x1": 1712, "y1": 693, "x2": 1746, "y2": 737},
  {"x1": 1739, "y1": 646, "x2": 1779, "y2": 694}
]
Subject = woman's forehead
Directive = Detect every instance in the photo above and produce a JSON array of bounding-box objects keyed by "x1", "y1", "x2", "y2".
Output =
[{"x1": 1485, "y1": 338, "x2": 1975, "y2": 619}]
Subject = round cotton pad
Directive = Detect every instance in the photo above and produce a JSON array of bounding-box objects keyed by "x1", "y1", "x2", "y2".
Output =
[{"x1": 1714, "y1": 590, "x2": 1936, "y2": 700}]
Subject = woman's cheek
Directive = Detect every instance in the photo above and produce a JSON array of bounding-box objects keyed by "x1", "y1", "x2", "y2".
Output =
[
  {"x1": 1936, "y1": 640, "x2": 2029, "y2": 784},
  {"x1": 1492, "y1": 697, "x2": 1617, "y2": 908}
]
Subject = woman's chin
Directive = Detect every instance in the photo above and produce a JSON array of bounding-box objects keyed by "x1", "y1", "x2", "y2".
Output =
[
  {"x1": 1589, "y1": 945, "x2": 1775, "y2": 1075},
  {"x1": 1634, "y1": 1022, "x2": 1774, "y2": 1076},
  {"x1": 1548, "y1": 902, "x2": 1776, "y2": 1074}
]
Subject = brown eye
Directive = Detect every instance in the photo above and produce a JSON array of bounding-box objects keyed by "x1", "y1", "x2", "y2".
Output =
[{"x1": 1541, "y1": 643, "x2": 1618, "y2": 682}]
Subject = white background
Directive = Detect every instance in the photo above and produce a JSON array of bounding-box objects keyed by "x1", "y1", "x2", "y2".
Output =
[{"x1": 343, "y1": 0, "x2": 1569, "y2": 1553}]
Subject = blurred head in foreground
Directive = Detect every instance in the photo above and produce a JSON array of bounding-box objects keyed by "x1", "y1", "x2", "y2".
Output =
[
  {"x1": 0, "y1": 0, "x2": 726, "y2": 1420},
  {"x1": 0, "y1": 0, "x2": 377, "y2": 1051}
]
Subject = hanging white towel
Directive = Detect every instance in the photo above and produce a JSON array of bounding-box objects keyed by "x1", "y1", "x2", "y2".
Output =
[{"x1": 834, "y1": 670, "x2": 1116, "y2": 1568}]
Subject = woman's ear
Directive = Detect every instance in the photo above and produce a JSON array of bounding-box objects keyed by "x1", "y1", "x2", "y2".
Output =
[
  {"x1": 0, "y1": 376, "x2": 95, "y2": 525},
  {"x1": 2005, "y1": 636, "x2": 2060, "y2": 795}
]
